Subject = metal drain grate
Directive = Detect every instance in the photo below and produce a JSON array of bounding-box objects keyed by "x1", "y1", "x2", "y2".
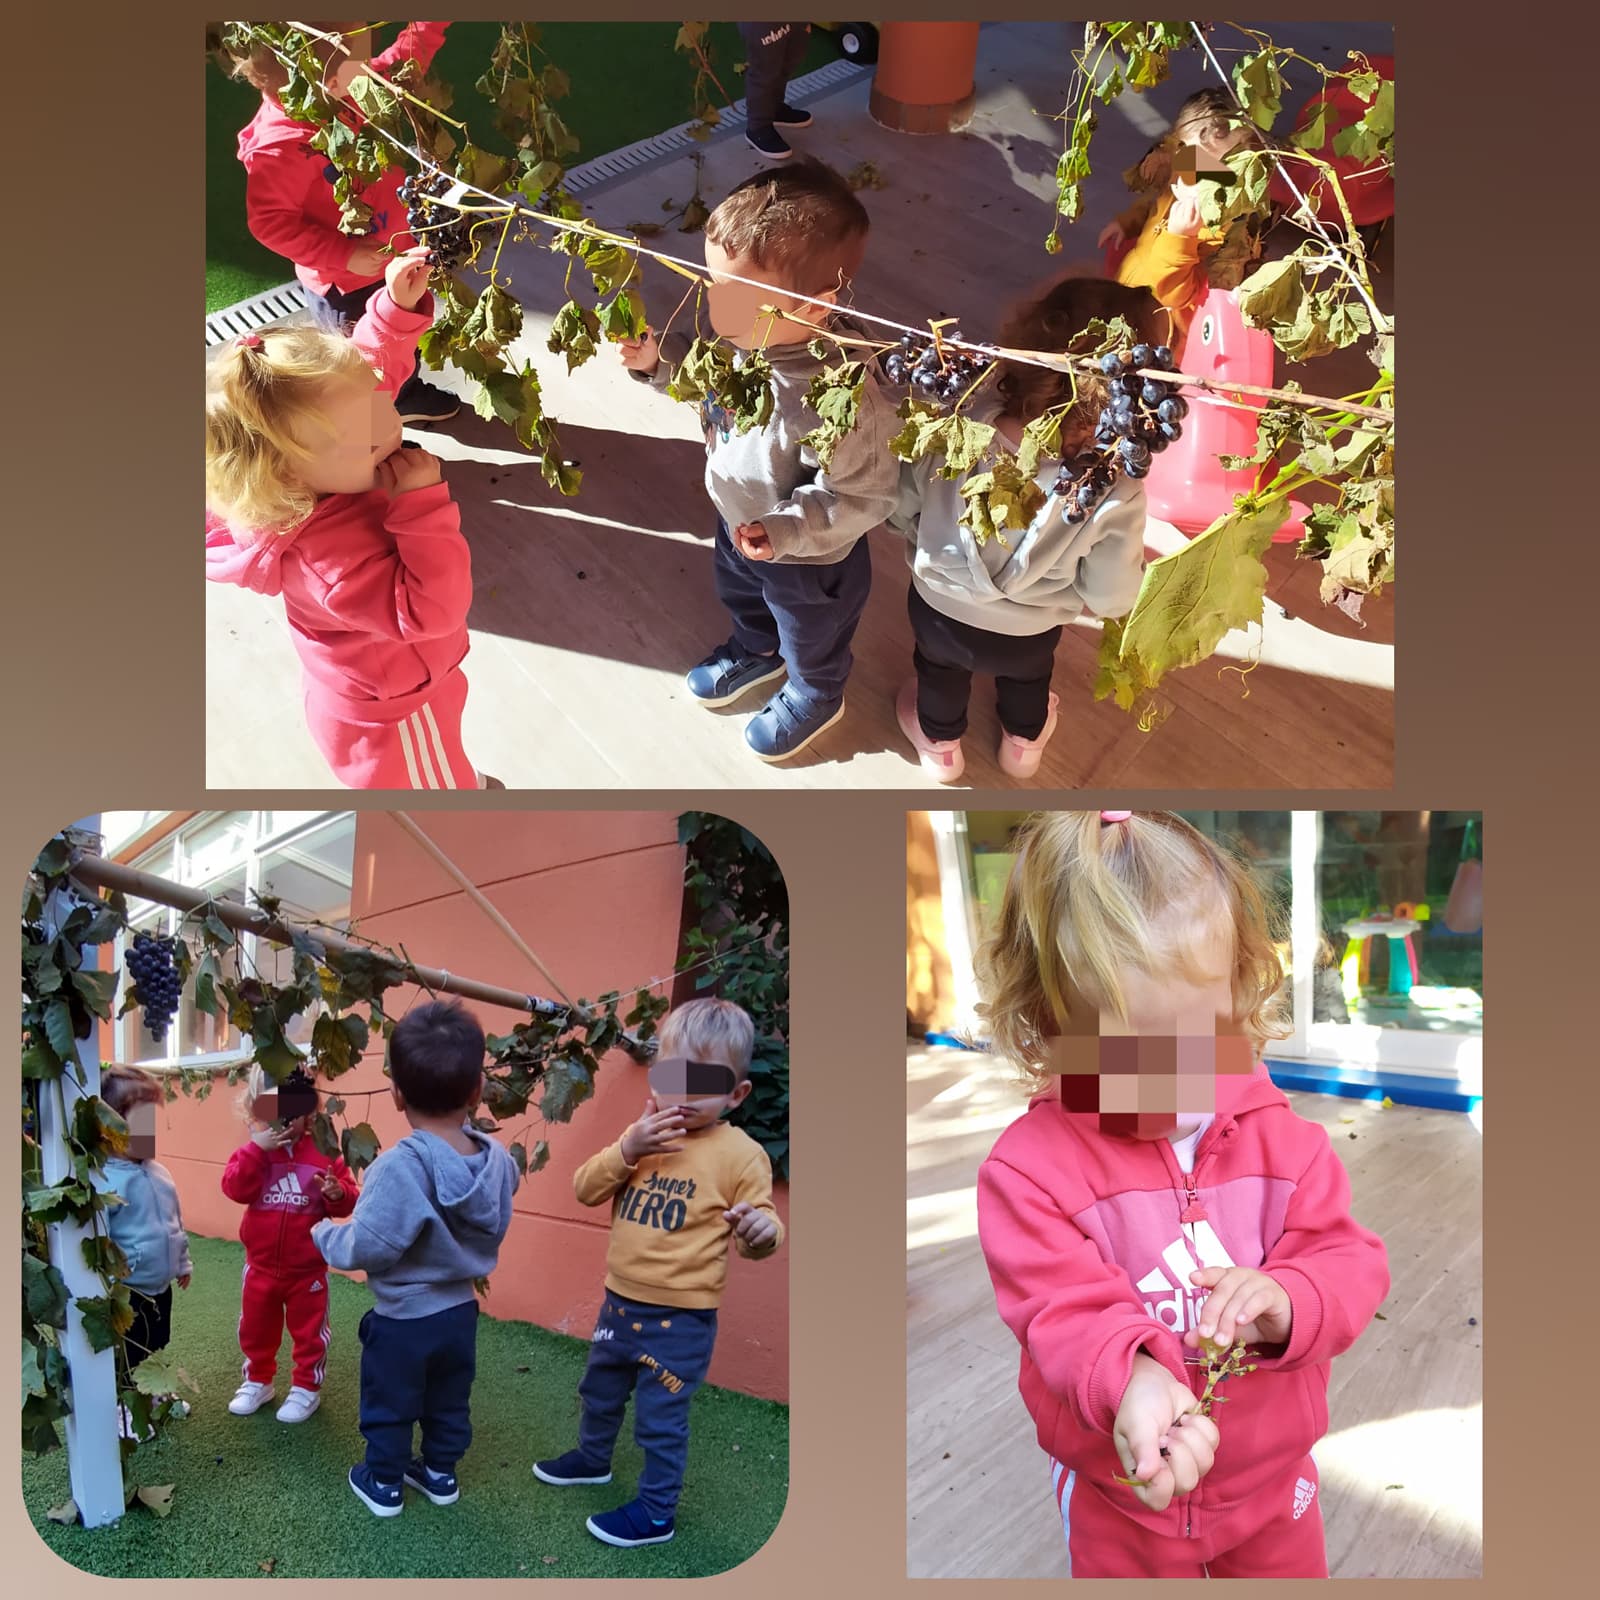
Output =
[
  {"x1": 203, "y1": 55, "x2": 870, "y2": 339},
  {"x1": 205, "y1": 283, "x2": 311, "y2": 347}
]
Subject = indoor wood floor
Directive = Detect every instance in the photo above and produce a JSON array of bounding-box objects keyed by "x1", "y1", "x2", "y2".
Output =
[
  {"x1": 206, "y1": 21, "x2": 1395, "y2": 791},
  {"x1": 905, "y1": 1043, "x2": 1481, "y2": 1580}
]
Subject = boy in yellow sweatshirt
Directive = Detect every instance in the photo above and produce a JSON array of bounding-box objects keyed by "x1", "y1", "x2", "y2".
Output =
[{"x1": 533, "y1": 999, "x2": 785, "y2": 1548}]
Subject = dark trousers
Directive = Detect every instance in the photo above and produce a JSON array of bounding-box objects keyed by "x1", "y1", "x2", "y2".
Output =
[
  {"x1": 714, "y1": 518, "x2": 871, "y2": 705},
  {"x1": 307, "y1": 281, "x2": 430, "y2": 406},
  {"x1": 574, "y1": 1294, "x2": 718, "y2": 1521},
  {"x1": 738, "y1": 23, "x2": 811, "y2": 128},
  {"x1": 908, "y1": 583, "x2": 1061, "y2": 741},
  {"x1": 358, "y1": 1300, "x2": 479, "y2": 1481},
  {"x1": 119, "y1": 1286, "x2": 173, "y2": 1386}
]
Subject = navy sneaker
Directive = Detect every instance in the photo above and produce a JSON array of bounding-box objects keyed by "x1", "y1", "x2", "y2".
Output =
[
  {"x1": 395, "y1": 379, "x2": 461, "y2": 425},
  {"x1": 772, "y1": 103, "x2": 813, "y2": 128},
  {"x1": 586, "y1": 1497, "x2": 676, "y2": 1547},
  {"x1": 402, "y1": 1458, "x2": 460, "y2": 1505},
  {"x1": 532, "y1": 1448, "x2": 613, "y2": 1487},
  {"x1": 348, "y1": 1462, "x2": 404, "y2": 1517},
  {"x1": 744, "y1": 685, "x2": 845, "y2": 762},
  {"x1": 685, "y1": 640, "x2": 786, "y2": 707},
  {"x1": 745, "y1": 125, "x2": 793, "y2": 161}
]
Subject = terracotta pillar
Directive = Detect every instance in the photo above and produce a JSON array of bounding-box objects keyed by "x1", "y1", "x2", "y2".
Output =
[{"x1": 869, "y1": 22, "x2": 980, "y2": 135}]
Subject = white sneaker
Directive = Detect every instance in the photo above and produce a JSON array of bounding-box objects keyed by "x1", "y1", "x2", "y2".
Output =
[
  {"x1": 228, "y1": 1380, "x2": 276, "y2": 1416},
  {"x1": 276, "y1": 1386, "x2": 321, "y2": 1423}
]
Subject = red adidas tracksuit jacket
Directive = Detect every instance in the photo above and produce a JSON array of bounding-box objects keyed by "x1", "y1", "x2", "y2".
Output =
[
  {"x1": 977, "y1": 1064, "x2": 1389, "y2": 1578},
  {"x1": 221, "y1": 1135, "x2": 358, "y2": 1391}
]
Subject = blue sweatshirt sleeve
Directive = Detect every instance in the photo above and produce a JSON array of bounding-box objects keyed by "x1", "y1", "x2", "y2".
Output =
[{"x1": 311, "y1": 1151, "x2": 425, "y2": 1273}]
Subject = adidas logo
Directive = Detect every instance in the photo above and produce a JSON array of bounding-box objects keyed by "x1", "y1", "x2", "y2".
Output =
[
  {"x1": 260, "y1": 1171, "x2": 312, "y2": 1210},
  {"x1": 1292, "y1": 1476, "x2": 1316, "y2": 1521}
]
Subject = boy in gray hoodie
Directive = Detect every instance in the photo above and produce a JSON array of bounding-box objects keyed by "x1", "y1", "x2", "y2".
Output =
[
  {"x1": 622, "y1": 162, "x2": 901, "y2": 762},
  {"x1": 312, "y1": 1000, "x2": 519, "y2": 1517}
]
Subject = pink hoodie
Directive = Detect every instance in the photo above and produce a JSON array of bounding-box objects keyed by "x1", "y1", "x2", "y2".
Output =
[
  {"x1": 237, "y1": 22, "x2": 449, "y2": 297},
  {"x1": 977, "y1": 1064, "x2": 1388, "y2": 1552},
  {"x1": 206, "y1": 288, "x2": 471, "y2": 717}
]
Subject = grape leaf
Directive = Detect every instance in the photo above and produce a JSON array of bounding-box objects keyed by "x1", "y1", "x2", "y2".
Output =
[
  {"x1": 724, "y1": 352, "x2": 776, "y2": 434},
  {"x1": 1233, "y1": 50, "x2": 1283, "y2": 130},
  {"x1": 540, "y1": 1056, "x2": 595, "y2": 1122},
  {"x1": 1016, "y1": 413, "x2": 1063, "y2": 479},
  {"x1": 75, "y1": 1286, "x2": 135, "y2": 1353},
  {"x1": 596, "y1": 288, "x2": 647, "y2": 344},
  {"x1": 23, "y1": 1255, "x2": 70, "y2": 1330},
  {"x1": 547, "y1": 299, "x2": 600, "y2": 373},
  {"x1": 340, "y1": 1122, "x2": 382, "y2": 1174},
  {"x1": 800, "y1": 360, "x2": 865, "y2": 471},
  {"x1": 958, "y1": 453, "x2": 1046, "y2": 544}
]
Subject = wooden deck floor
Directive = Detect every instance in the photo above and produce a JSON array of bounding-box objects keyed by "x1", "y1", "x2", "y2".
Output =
[
  {"x1": 206, "y1": 21, "x2": 1395, "y2": 790},
  {"x1": 905, "y1": 1044, "x2": 1482, "y2": 1580}
]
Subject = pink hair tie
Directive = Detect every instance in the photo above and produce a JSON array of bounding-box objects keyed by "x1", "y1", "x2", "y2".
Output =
[
  {"x1": 1100, "y1": 810, "x2": 1133, "y2": 824},
  {"x1": 234, "y1": 332, "x2": 263, "y2": 349}
]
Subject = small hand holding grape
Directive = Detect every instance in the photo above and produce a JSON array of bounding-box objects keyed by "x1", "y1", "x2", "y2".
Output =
[
  {"x1": 723, "y1": 1200, "x2": 779, "y2": 1252},
  {"x1": 314, "y1": 1170, "x2": 345, "y2": 1205},
  {"x1": 734, "y1": 522, "x2": 774, "y2": 561},
  {"x1": 1113, "y1": 1351, "x2": 1219, "y2": 1511},
  {"x1": 1183, "y1": 1266, "x2": 1293, "y2": 1350},
  {"x1": 375, "y1": 444, "x2": 443, "y2": 498},
  {"x1": 1166, "y1": 181, "x2": 1205, "y2": 239},
  {"x1": 251, "y1": 1125, "x2": 297, "y2": 1152},
  {"x1": 620, "y1": 1097, "x2": 688, "y2": 1166},
  {"x1": 619, "y1": 328, "x2": 662, "y2": 375},
  {"x1": 384, "y1": 247, "x2": 435, "y2": 312}
]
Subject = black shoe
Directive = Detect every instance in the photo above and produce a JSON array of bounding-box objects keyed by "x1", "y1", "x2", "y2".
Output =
[
  {"x1": 772, "y1": 103, "x2": 813, "y2": 129},
  {"x1": 396, "y1": 380, "x2": 461, "y2": 425},
  {"x1": 745, "y1": 125, "x2": 793, "y2": 161}
]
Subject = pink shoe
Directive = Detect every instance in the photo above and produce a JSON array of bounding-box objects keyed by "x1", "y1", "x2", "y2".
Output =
[
  {"x1": 997, "y1": 693, "x2": 1060, "y2": 780},
  {"x1": 895, "y1": 680, "x2": 965, "y2": 784}
]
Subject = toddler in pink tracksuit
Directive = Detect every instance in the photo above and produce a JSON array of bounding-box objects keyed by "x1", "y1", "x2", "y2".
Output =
[
  {"x1": 205, "y1": 249, "x2": 482, "y2": 790},
  {"x1": 974, "y1": 810, "x2": 1389, "y2": 1579}
]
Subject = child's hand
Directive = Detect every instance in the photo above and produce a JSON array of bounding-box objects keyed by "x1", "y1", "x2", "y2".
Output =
[
  {"x1": 619, "y1": 328, "x2": 661, "y2": 374},
  {"x1": 1184, "y1": 1266, "x2": 1293, "y2": 1349},
  {"x1": 177, "y1": 1274, "x2": 192, "y2": 1290},
  {"x1": 384, "y1": 246, "x2": 434, "y2": 312},
  {"x1": 1097, "y1": 220, "x2": 1127, "y2": 249},
  {"x1": 1113, "y1": 1352, "x2": 1218, "y2": 1512},
  {"x1": 314, "y1": 1171, "x2": 344, "y2": 1203},
  {"x1": 375, "y1": 444, "x2": 443, "y2": 497},
  {"x1": 723, "y1": 1201, "x2": 779, "y2": 1251},
  {"x1": 620, "y1": 1097, "x2": 688, "y2": 1166},
  {"x1": 251, "y1": 1126, "x2": 295, "y2": 1151},
  {"x1": 734, "y1": 522, "x2": 774, "y2": 561},
  {"x1": 1166, "y1": 181, "x2": 1204, "y2": 238},
  {"x1": 346, "y1": 240, "x2": 390, "y2": 278}
]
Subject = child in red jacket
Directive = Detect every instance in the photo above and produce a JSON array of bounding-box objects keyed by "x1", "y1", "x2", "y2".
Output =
[
  {"x1": 206, "y1": 249, "x2": 488, "y2": 790},
  {"x1": 974, "y1": 810, "x2": 1389, "y2": 1579},
  {"x1": 215, "y1": 20, "x2": 457, "y2": 423},
  {"x1": 221, "y1": 1067, "x2": 358, "y2": 1423}
]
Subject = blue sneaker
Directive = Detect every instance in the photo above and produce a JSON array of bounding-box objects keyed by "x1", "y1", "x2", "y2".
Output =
[
  {"x1": 586, "y1": 1497, "x2": 676, "y2": 1547},
  {"x1": 402, "y1": 1458, "x2": 460, "y2": 1505},
  {"x1": 533, "y1": 1448, "x2": 613, "y2": 1486},
  {"x1": 685, "y1": 640, "x2": 785, "y2": 707},
  {"x1": 348, "y1": 1462, "x2": 404, "y2": 1517},
  {"x1": 744, "y1": 685, "x2": 845, "y2": 762}
]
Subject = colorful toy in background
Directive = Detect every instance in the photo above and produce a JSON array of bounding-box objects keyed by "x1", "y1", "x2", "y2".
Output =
[
  {"x1": 1142, "y1": 287, "x2": 1308, "y2": 544},
  {"x1": 1267, "y1": 54, "x2": 1395, "y2": 232},
  {"x1": 1443, "y1": 819, "x2": 1483, "y2": 935},
  {"x1": 1340, "y1": 902, "x2": 1428, "y2": 1004}
]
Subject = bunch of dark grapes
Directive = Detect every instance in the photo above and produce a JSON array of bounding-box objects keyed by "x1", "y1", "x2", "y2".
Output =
[
  {"x1": 1056, "y1": 342, "x2": 1188, "y2": 525},
  {"x1": 397, "y1": 169, "x2": 471, "y2": 272},
  {"x1": 125, "y1": 931, "x2": 182, "y2": 1043},
  {"x1": 882, "y1": 330, "x2": 992, "y2": 406}
]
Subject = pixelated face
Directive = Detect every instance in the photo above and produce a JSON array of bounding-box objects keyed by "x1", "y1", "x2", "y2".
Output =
[
  {"x1": 293, "y1": 369, "x2": 405, "y2": 499},
  {"x1": 702, "y1": 238, "x2": 828, "y2": 350},
  {"x1": 251, "y1": 1084, "x2": 315, "y2": 1138},
  {"x1": 1174, "y1": 123, "x2": 1247, "y2": 173},
  {"x1": 1043, "y1": 957, "x2": 1254, "y2": 1139},
  {"x1": 126, "y1": 1100, "x2": 158, "y2": 1161},
  {"x1": 647, "y1": 1056, "x2": 746, "y2": 1129}
]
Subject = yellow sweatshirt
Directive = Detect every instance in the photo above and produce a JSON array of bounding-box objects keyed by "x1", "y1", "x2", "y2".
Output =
[
  {"x1": 573, "y1": 1122, "x2": 784, "y2": 1310},
  {"x1": 1114, "y1": 190, "x2": 1227, "y2": 344}
]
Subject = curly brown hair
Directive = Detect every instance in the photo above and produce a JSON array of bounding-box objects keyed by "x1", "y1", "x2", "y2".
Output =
[{"x1": 705, "y1": 160, "x2": 871, "y2": 297}]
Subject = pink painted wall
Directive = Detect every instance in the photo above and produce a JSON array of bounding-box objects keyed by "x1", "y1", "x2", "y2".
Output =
[{"x1": 126, "y1": 811, "x2": 789, "y2": 1402}]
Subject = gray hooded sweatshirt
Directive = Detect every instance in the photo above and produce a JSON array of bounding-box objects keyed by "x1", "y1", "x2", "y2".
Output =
[
  {"x1": 887, "y1": 393, "x2": 1149, "y2": 635},
  {"x1": 637, "y1": 323, "x2": 902, "y2": 565},
  {"x1": 311, "y1": 1127, "x2": 519, "y2": 1319}
]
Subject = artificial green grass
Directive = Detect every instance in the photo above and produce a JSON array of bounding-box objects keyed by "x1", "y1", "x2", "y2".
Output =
[
  {"x1": 22, "y1": 1234, "x2": 788, "y2": 1578},
  {"x1": 206, "y1": 22, "x2": 839, "y2": 312}
]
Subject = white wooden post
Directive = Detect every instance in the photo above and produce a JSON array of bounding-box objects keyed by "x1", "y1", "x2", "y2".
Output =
[{"x1": 39, "y1": 825, "x2": 125, "y2": 1527}]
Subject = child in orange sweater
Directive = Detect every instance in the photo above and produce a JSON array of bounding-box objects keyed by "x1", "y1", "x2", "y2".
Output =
[
  {"x1": 1099, "y1": 89, "x2": 1259, "y2": 344},
  {"x1": 531, "y1": 999, "x2": 785, "y2": 1548}
]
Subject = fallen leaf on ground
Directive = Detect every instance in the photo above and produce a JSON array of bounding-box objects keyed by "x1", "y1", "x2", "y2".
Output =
[
  {"x1": 136, "y1": 1484, "x2": 175, "y2": 1518},
  {"x1": 259, "y1": 1559, "x2": 276, "y2": 1573},
  {"x1": 543, "y1": 1556, "x2": 558, "y2": 1565},
  {"x1": 1373, "y1": 1311, "x2": 1387, "y2": 1320},
  {"x1": 46, "y1": 1499, "x2": 78, "y2": 1525},
  {"x1": 1381, "y1": 1096, "x2": 1394, "y2": 1109}
]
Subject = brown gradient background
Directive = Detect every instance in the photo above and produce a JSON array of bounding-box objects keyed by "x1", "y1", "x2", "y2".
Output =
[{"x1": 2, "y1": 1, "x2": 1583, "y2": 1592}]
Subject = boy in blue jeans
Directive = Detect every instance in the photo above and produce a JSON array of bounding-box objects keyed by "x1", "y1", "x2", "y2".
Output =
[
  {"x1": 312, "y1": 1000, "x2": 519, "y2": 1517},
  {"x1": 533, "y1": 999, "x2": 785, "y2": 1546}
]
